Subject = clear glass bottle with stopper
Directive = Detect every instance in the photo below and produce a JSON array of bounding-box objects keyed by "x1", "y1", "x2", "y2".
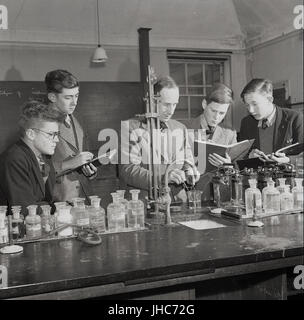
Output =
[
  {"x1": 128, "y1": 189, "x2": 145, "y2": 229},
  {"x1": 89, "y1": 197, "x2": 106, "y2": 233},
  {"x1": 292, "y1": 178, "x2": 303, "y2": 210},
  {"x1": 245, "y1": 179, "x2": 262, "y2": 217},
  {"x1": 25, "y1": 205, "x2": 42, "y2": 239},
  {"x1": 280, "y1": 185, "x2": 294, "y2": 211},
  {"x1": 116, "y1": 190, "x2": 129, "y2": 227},
  {"x1": 11, "y1": 206, "x2": 25, "y2": 240},
  {"x1": 40, "y1": 205, "x2": 54, "y2": 234},
  {"x1": 262, "y1": 179, "x2": 280, "y2": 214},
  {"x1": 107, "y1": 193, "x2": 126, "y2": 232},
  {"x1": 0, "y1": 206, "x2": 9, "y2": 244},
  {"x1": 231, "y1": 170, "x2": 244, "y2": 206},
  {"x1": 276, "y1": 178, "x2": 287, "y2": 194},
  {"x1": 71, "y1": 198, "x2": 90, "y2": 234},
  {"x1": 54, "y1": 202, "x2": 73, "y2": 237}
]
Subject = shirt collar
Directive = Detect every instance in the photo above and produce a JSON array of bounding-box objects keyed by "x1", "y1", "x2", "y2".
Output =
[{"x1": 258, "y1": 106, "x2": 276, "y2": 128}]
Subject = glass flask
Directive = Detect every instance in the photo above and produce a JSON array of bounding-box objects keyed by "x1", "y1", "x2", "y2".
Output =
[
  {"x1": 245, "y1": 179, "x2": 262, "y2": 217},
  {"x1": 280, "y1": 185, "x2": 294, "y2": 211},
  {"x1": 25, "y1": 205, "x2": 42, "y2": 239},
  {"x1": 292, "y1": 178, "x2": 303, "y2": 210},
  {"x1": 11, "y1": 206, "x2": 25, "y2": 240},
  {"x1": 116, "y1": 190, "x2": 129, "y2": 227},
  {"x1": 128, "y1": 189, "x2": 145, "y2": 229},
  {"x1": 0, "y1": 206, "x2": 8, "y2": 244},
  {"x1": 262, "y1": 179, "x2": 280, "y2": 214},
  {"x1": 54, "y1": 202, "x2": 73, "y2": 237},
  {"x1": 107, "y1": 193, "x2": 126, "y2": 232},
  {"x1": 89, "y1": 197, "x2": 106, "y2": 233}
]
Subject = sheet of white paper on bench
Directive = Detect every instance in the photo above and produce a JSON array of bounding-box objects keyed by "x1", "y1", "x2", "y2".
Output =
[{"x1": 179, "y1": 220, "x2": 226, "y2": 230}]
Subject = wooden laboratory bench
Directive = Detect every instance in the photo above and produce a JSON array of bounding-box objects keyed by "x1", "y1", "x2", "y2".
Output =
[{"x1": 0, "y1": 212, "x2": 303, "y2": 300}]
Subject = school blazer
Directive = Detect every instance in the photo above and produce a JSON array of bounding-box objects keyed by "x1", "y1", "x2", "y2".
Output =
[
  {"x1": 0, "y1": 140, "x2": 55, "y2": 214},
  {"x1": 239, "y1": 106, "x2": 303, "y2": 154},
  {"x1": 52, "y1": 114, "x2": 92, "y2": 202},
  {"x1": 183, "y1": 114, "x2": 237, "y2": 146}
]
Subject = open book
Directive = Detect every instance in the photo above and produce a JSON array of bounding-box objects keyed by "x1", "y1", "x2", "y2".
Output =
[
  {"x1": 57, "y1": 149, "x2": 117, "y2": 177},
  {"x1": 194, "y1": 139, "x2": 254, "y2": 172}
]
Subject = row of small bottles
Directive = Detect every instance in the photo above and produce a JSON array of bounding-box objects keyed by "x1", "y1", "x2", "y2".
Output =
[
  {"x1": 54, "y1": 189, "x2": 145, "y2": 236},
  {"x1": 0, "y1": 189, "x2": 145, "y2": 244},
  {"x1": 0, "y1": 204, "x2": 49, "y2": 244},
  {"x1": 245, "y1": 177, "x2": 303, "y2": 216}
]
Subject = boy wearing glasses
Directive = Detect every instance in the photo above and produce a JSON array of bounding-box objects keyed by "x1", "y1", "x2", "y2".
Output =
[
  {"x1": 0, "y1": 101, "x2": 65, "y2": 213},
  {"x1": 45, "y1": 69, "x2": 97, "y2": 202}
]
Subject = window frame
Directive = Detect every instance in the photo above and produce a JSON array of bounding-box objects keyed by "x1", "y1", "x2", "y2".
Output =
[{"x1": 168, "y1": 55, "x2": 228, "y2": 121}]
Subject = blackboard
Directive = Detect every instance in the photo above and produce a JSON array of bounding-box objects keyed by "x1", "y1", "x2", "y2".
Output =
[{"x1": 0, "y1": 81, "x2": 143, "y2": 154}]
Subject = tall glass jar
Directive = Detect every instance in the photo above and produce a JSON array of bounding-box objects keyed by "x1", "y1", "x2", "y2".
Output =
[
  {"x1": 245, "y1": 179, "x2": 262, "y2": 217},
  {"x1": 11, "y1": 206, "x2": 25, "y2": 240},
  {"x1": 280, "y1": 185, "x2": 294, "y2": 211},
  {"x1": 116, "y1": 190, "x2": 129, "y2": 227},
  {"x1": 292, "y1": 178, "x2": 303, "y2": 210},
  {"x1": 262, "y1": 179, "x2": 280, "y2": 214},
  {"x1": 0, "y1": 206, "x2": 8, "y2": 244},
  {"x1": 128, "y1": 190, "x2": 145, "y2": 229},
  {"x1": 25, "y1": 205, "x2": 42, "y2": 239},
  {"x1": 89, "y1": 197, "x2": 106, "y2": 233},
  {"x1": 54, "y1": 202, "x2": 73, "y2": 237},
  {"x1": 107, "y1": 193, "x2": 125, "y2": 232}
]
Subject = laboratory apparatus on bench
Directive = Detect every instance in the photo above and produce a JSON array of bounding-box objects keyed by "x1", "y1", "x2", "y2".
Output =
[
  {"x1": 25, "y1": 205, "x2": 42, "y2": 239},
  {"x1": 262, "y1": 179, "x2": 280, "y2": 214},
  {"x1": 107, "y1": 193, "x2": 126, "y2": 232},
  {"x1": 280, "y1": 185, "x2": 294, "y2": 211},
  {"x1": 54, "y1": 202, "x2": 73, "y2": 237},
  {"x1": 89, "y1": 197, "x2": 106, "y2": 233},
  {"x1": 128, "y1": 189, "x2": 145, "y2": 229},
  {"x1": 0, "y1": 206, "x2": 8, "y2": 244},
  {"x1": 11, "y1": 206, "x2": 25, "y2": 240},
  {"x1": 292, "y1": 178, "x2": 303, "y2": 210},
  {"x1": 71, "y1": 198, "x2": 90, "y2": 234},
  {"x1": 245, "y1": 178, "x2": 262, "y2": 217}
]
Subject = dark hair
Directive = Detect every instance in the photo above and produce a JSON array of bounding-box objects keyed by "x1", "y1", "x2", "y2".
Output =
[
  {"x1": 44, "y1": 69, "x2": 79, "y2": 94},
  {"x1": 154, "y1": 76, "x2": 178, "y2": 95},
  {"x1": 206, "y1": 83, "x2": 234, "y2": 105},
  {"x1": 240, "y1": 78, "x2": 273, "y2": 101},
  {"x1": 19, "y1": 100, "x2": 65, "y2": 136}
]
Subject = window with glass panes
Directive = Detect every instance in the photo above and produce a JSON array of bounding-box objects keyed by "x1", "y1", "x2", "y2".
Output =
[{"x1": 169, "y1": 60, "x2": 224, "y2": 120}]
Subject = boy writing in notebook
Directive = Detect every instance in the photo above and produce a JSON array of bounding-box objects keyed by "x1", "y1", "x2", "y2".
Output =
[{"x1": 45, "y1": 69, "x2": 97, "y2": 202}]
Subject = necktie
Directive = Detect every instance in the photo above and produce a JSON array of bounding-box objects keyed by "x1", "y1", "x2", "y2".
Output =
[
  {"x1": 64, "y1": 115, "x2": 71, "y2": 128},
  {"x1": 37, "y1": 155, "x2": 50, "y2": 178},
  {"x1": 160, "y1": 121, "x2": 168, "y2": 131},
  {"x1": 206, "y1": 125, "x2": 215, "y2": 136},
  {"x1": 261, "y1": 119, "x2": 268, "y2": 129}
]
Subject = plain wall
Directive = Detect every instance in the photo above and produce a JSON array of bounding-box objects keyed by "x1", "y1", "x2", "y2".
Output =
[
  {"x1": 0, "y1": 44, "x2": 170, "y2": 82},
  {"x1": 0, "y1": 43, "x2": 247, "y2": 130},
  {"x1": 245, "y1": 30, "x2": 303, "y2": 107}
]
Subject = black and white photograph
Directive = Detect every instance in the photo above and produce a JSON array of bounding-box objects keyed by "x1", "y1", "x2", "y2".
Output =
[{"x1": 0, "y1": 0, "x2": 303, "y2": 303}]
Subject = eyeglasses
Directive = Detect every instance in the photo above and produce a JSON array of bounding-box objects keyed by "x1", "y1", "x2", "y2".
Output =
[{"x1": 31, "y1": 128, "x2": 60, "y2": 140}]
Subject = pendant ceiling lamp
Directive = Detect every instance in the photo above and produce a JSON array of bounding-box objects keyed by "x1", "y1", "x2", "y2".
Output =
[{"x1": 92, "y1": 0, "x2": 108, "y2": 63}]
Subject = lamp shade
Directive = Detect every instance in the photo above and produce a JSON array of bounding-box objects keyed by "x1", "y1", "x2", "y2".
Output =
[{"x1": 92, "y1": 45, "x2": 108, "y2": 63}]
